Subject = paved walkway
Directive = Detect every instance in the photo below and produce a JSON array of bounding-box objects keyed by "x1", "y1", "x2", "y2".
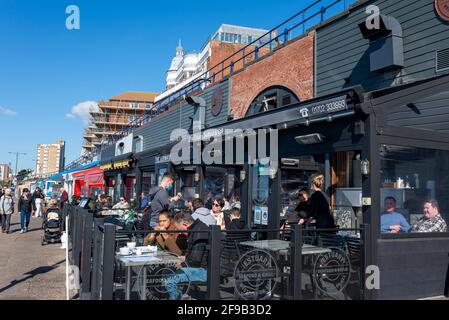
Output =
[{"x1": 0, "y1": 207, "x2": 66, "y2": 300}]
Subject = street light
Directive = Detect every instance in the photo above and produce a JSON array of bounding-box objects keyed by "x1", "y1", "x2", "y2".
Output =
[{"x1": 8, "y1": 151, "x2": 27, "y2": 176}]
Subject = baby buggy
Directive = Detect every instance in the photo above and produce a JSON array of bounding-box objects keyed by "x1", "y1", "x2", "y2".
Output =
[{"x1": 41, "y1": 207, "x2": 63, "y2": 246}]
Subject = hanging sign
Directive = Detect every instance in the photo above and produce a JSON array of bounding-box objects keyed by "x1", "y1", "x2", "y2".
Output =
[{"x1": 435, "y1": 0, "x2": 449, "y2": 22}]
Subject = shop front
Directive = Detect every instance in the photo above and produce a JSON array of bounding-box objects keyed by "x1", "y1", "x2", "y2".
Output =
[
  {"x1": 72, "y1": 166, "x2": 104, "y2": 199},
  {"x1": 209, "y1": 74, "x2": 449, "y2": 299},
  {"x1": 100, "y1": 154, "x2": 136, "y2": 203}
]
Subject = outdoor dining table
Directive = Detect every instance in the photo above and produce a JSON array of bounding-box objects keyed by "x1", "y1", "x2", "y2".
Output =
[
  {"x1": 116, "y1": 251, "x2": 183, "y2": 300},
  {"x1": 239, "y1": 239, "x2": 332, "y2": 257},
  {"x1": 239, "y1": 240, "x2": 332, "y2": 299}
]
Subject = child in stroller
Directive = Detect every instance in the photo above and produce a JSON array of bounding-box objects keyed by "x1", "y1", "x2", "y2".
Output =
[{"x1": 42, "y1": 199, "x2": 63, "y2": 246}]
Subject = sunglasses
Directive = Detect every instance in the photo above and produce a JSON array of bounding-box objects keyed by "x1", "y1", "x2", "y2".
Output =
[
  {"x1": 120, "y1": 199, "x2": 125, "y2": 202},
  {"x1": 213, "y1": 203, "x2": 221, "y2": 207}
]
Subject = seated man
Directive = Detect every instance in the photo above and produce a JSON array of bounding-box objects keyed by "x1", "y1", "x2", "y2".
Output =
[
  {"x1": 380, "y1": 197, "x2": 411, "y2": 234},
  {"x1": 412, "y1": 200, "x2": 448, "y2": 233},
  {"x1": 164, "y1": 211, "x2": 209, "y2": 300}
]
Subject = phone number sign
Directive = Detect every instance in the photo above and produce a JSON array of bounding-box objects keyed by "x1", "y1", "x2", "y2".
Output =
[{"x1": 298, "y1": 95, "x2": 350, "y2": 121}]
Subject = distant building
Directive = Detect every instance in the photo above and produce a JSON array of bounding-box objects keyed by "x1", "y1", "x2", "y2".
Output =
[
  {"x1": 36, "y1": 140, "x2": 66, "y2": 177},
  {"x1": 0, "y1": 164, "x2": 11, "y2": 184},
  {"x1": 82, "y1": 92, "x2": 159, "y2": 155},
  {"x1": 160, "y1": 24, "x2": 270, "y2": 101}
]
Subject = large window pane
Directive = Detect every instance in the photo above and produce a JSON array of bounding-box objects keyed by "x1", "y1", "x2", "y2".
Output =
[{"x1": 380, "y1": 145, "x2": 449, "y2": 234}]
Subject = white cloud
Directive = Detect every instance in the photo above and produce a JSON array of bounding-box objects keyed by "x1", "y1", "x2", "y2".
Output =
[
  {"x1": 66, "y1": 101, "x2": 99, "y2": 124},
  {"x1": 0, "y1": 106, "x2": 17, "y2": 117}
]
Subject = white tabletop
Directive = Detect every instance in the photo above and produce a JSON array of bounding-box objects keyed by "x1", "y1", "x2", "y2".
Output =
[
  {"x1": 116, "y1": 252, "x2": 183, "y2": 267},
  {"x1": 240, "y1": 239, "x2": 332, "y2": 256}
]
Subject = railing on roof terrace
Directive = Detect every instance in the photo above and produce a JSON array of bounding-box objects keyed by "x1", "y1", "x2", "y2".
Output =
[{"x1": 66, "y1": 0, "x2": 357, "y2": 170}]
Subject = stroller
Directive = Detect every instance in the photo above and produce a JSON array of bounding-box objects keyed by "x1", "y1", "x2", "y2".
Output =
[{"x1": 41, "y1": 206, "x2": 63, "y2": 246}]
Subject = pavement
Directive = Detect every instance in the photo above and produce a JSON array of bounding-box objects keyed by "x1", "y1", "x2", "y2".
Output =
[{"x1": 0, "y1": 204, "x2": 66, "y2": 300}]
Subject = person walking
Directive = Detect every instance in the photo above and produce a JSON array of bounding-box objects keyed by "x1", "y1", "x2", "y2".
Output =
[
  {"x1": 19, "y1": 188, "x2": 35, "y2": 233},
  {"x1": 148, "y1": 173, "x2": 181, "y2": 229},
  {"x1": 0, "y1": 188, "x2": 15, "y2": 234},
  {"x1": 59, "y1": 187, "x2": 69, "y2": 209},
  {"x1": 32, "y1": 187, "x2": 45, "y2": 218}
]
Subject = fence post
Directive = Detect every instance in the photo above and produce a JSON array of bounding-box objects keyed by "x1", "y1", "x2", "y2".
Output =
[
  {"x1": 361, "y1": 224, "x2": 372, "y2": 300},
  {"x1": 101, "y1": 223, "x2": 116, "y2": 300},
  {"x1": 80, "y1": 211, "x2": 94, "y2": 299},
  {"x1": 73, "y1": 207, "x2": 83, "y2": 269},
  {"x1": 207, "y1": 225, "x2": 221, "y2": 300},
  {"x1": 290, "y1": 224, "x2": 303, "y2": 300},
  {"x1": 90, "y1": 219, "x2": 104, "y2": 300},
  {"x1": 255, "y1": 46, "x2": 259, "y2": 60},
  {"x1": 230, "y1": 62, "x2": 234, "y2": 73},
  {"x1": 284, "y1": 28, "x2": 289, "y2": 44}
]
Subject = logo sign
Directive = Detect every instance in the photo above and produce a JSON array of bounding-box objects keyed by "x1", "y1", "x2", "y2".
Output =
[
  {"x1": 137, "y1": 253, "x2": 191, "y2": 300},
  {"x1": 436, "y1": 0, "x2": 449, "y2": 21},
  {"x1": 211, "y1": 88, "x2": 223, "y2": 117},
  {"x1": 298, "y1": 95, "x2": 349, "y2": 122},
  {"x1": 313, "y1": 247, "x2": 351, "y2": 296},
  {"x1": 234, "y1": 249, "x2": 280, "y2": 300}
]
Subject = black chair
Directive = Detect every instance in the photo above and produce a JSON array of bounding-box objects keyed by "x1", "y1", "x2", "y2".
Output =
[{"x1": 344, "y1": 237, "x2": 363, "y2": 299}]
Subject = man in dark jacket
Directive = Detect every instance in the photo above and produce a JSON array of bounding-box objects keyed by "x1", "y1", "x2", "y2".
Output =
[
  {"x1": 59, "y1": 187, "x2": 69, "y2": 209},
  {"x1": 165, "y1": 211, "x2": 209, "y2": 300},
  {"x1": 148, "y1": 173, "x2": 181, "y2": 229}
]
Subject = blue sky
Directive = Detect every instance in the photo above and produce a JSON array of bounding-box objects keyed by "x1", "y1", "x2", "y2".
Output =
[{"x1": 0, "y1": 0, "x2": 350, "y2": 172}]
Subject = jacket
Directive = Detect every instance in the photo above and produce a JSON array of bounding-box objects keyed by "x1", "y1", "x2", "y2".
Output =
[
  {"x1": 0, "y1": 195, "x2": 14, "y2": 215},
  {"x1": 149, "y1": 186, "x2": 173, "y2": 228},
  {"x1": 19, "y1": 195, "x2": 35, "y2": 213},
  {"x1": 143, "y1": 224, "x2": 185, "y2": 256},
  {"x1": 186, "y1": 219, "x2": 209, "y2": 269},
  {"x1": 192, "y1": 207, "x2": 217, "y2": 226},
  {"x1": 60, "y1": 191, "x2": 69, "y2": 203}
]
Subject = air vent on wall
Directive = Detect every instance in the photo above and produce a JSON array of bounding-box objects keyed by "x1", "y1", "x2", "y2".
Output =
[{"x1": 436, "y1": 48, "x2": 449, "y2": 73}]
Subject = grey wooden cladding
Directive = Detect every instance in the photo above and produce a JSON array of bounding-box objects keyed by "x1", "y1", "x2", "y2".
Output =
[
  {"x1": 385, "y1": 86, "x2": 449, "y2": 132},
  {"x1": 316, "y1": 0, "x2": 449, "y2": 96},
  {"x1": 377, "y1": 238, "x2": 449, "y2": 299},
  {"x1": 134, "y1": 81, "x2": 229, "y2": 153}
]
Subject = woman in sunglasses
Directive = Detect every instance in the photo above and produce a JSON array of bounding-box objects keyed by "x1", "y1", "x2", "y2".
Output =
[
  {"x1": 211, "y1": 197, "x2": 226, "y2": 230},
  {"x1": 112, "y1": 197, "x2": 130, "y2": 216}
]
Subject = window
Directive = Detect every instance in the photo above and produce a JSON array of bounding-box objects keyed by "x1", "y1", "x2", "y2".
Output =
[
  {"x1": 133, "y1": 136, "x2": 143, "y2": 153},
  {"x1": 248, "y1": 36, "x2": 253, "y2": 44},
  {"x1": 380, "y1": 145, "x2": 449, "y2": 234}
]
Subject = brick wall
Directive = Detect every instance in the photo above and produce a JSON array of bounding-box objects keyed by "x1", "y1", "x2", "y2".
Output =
[{"x1": 230, "y1": 31, "x2": 315, "y2": 119}]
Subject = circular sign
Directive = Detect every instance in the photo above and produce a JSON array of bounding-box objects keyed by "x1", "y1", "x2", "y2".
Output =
[
  {"x1": 137, "y1": 253, "x2": 191, "y2": 300},
  {"x1": 211, "y1": 89, "x2": 223, "y2": 117},
  {"x1": 234, "y1": 249, "x2": 280, "y2": 300},
  {"x1": 313, "y1": 247, "x2": 351, "y2": 297},
  {"x1": 435, "y1": 0, "x2": 449, "y2": 22}
]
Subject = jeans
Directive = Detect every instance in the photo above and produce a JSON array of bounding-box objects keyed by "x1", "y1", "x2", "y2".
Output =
[
  {"x1": 1, "y1": 214, "x2": 11, "y2": 232},
  {"x1": 20, "y1": 210, "x2": 31, "y2": 230},
  {"x1": 165, "y1": 268, "x2": 207, "y2": 300}
]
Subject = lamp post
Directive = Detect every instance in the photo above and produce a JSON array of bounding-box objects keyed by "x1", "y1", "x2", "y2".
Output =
[{"x1": 9, "y1": 151, "x2": 27, "y2": 177}]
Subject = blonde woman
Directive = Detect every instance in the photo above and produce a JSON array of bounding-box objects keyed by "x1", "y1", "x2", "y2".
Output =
[
  {"x1": 299, "y1": 174, "x2": 336, "y2": 230},
  {"x1": 0, "y1": 188, "x2": 15, "y2": 234}
]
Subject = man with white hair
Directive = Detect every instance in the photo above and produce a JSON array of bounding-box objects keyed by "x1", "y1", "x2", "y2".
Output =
[{"x1": 0, "y1": 188, "x2": 15, "y2": 234}]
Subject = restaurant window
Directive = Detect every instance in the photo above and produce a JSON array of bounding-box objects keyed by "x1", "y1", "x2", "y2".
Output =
[
  {"x1": 141, "y1": 170, "x2": 156, "y2": 195},
  {"x1": 379, "y1": 145, "x2": 449, "y2": 234},
  {"x1": 246, "y1": 86, "x2": 299, "y2": 116},
  {"x1": 203, "y1": 167, "x2": 226, "y2": 198}
]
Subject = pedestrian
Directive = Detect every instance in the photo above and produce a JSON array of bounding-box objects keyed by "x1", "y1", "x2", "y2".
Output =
[
  {"x1": 19, "y1": 188, "x2": 35, "y2": 233},
  {"x1": 0, "y1": 188, "x2": 15, "y2": 234},
  {"x1": 59, "y1": 187, "x2": 69, "y2": 209},
  {"x1": 32, "y1": 187, "x2": 45, "y2": 218}
]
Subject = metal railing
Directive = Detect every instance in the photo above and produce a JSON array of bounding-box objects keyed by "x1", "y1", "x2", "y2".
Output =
[
  {"x1": 66, "y1": 204, "x2": 371, "y2": 301},
  {"x1": 63, "y1": 0, "x2": 357, "y2": 171}
]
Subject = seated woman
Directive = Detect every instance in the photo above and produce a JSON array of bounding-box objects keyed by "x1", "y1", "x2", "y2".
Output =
[{"x1": 144, "y1": 210, "x2": 185, "y2": 256}]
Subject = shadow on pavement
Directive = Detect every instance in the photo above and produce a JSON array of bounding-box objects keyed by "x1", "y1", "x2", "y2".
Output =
[{"x1": 0, "y1": 259, "x2": 65, "y2": 294}]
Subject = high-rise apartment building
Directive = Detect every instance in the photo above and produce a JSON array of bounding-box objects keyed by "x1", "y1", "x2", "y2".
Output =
[
  {"x1": 36, "y1": 140, "x2": 66, "y2": 177},
  {"x1": 0, "y1": 164, "x2": 11, "y2": 184}
]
